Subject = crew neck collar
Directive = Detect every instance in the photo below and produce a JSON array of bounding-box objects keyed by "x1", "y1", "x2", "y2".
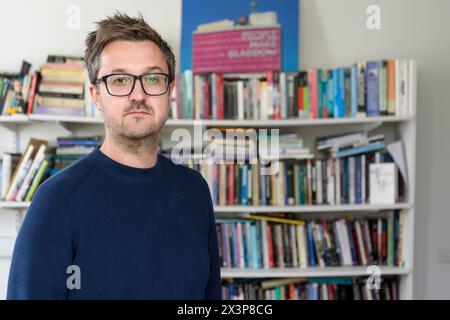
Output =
[{"x1": 87, "y1": 146, "x2": 164, "y2": 183}]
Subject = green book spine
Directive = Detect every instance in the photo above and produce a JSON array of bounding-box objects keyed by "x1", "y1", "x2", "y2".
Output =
[{"x1": 25, "y1": 160, "x2": 48, "y2": 201}]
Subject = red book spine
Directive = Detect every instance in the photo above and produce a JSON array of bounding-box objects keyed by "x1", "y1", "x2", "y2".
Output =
[
  {"x1": 267, "y1": 223, "x2": 274, "y2": 268},
  {"x1": 227, "y1": 164, "x2": 234, "y2": 205},
  {"x1": 26, "y1": 72, "x2": 39, "y2": 114}
]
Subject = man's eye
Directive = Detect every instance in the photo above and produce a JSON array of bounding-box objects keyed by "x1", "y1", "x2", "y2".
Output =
[
  {"x1": 113, "y1": 76, "x2": 131, "y2": 84},
  {"x1": 145, "y1": 76, "x2": 159, "y2": 85}
]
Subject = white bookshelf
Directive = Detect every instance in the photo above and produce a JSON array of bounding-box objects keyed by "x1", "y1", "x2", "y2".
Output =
[
  {"x1": 0, "y1": 114, "x2": 414, "y2": 127},
  {"x1": 0, "y1": 88, "x2": 417, "y2": 300},
  {"x1": 221, "y1": 266, "x2": 411, "y2": 278}
]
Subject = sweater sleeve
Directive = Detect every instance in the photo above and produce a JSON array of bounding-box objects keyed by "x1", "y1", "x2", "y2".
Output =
[{"x1": 7, "y1": 184, "x2": 75, "y2": 300}]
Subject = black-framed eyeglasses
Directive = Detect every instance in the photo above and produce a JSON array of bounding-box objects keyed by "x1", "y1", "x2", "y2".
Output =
[{"x1": 94, "y1": 73, "x2": 173, "y2": 97}]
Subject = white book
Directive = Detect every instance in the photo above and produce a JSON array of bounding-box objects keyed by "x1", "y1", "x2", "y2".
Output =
[
  {"x1": 237, "y1": 80, "x2": 244, "y2": 120},
  {"x1": 369, "y1": 163, "x2": 397, "y2": 204},
  {"x1": 16, "y1": 144, "x2": 47, "y2": 201},
  {"x1": 296, "y1": 224, "x2": 307, "y2": 268},
  {"x1": 337, "y1": 220, "x2": 353, "y2": 266},
  {"x1": 260, "y1": 81, "x2": 268, "y2": 120},
  {"x1": 290, "y1": 224, "x2": 298, "y2": 268},
  {"x1": 1, "y1": 154, "x2": 12, "y2": 199},
  {"x1": 408, "y1": 60, "x2": 418, "y2": 116}
]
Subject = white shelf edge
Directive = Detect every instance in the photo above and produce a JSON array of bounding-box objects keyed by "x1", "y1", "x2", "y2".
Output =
[
  {"x1": 0, "y1": 115, "x2": 29, "y2": 123},
  {"x1": 166, "y1": 115, "x2": 416, "y2": 127},
  {"x1": 214, "y1": 203, "x2": 413, "y2": 213},
  {"x1": 221, "y1": 266, "x2": 412, "y2": 278},
  {"x1": 0, "y1": 201, "x2": 30, "y2": 209},
  {"x1": 0, "y1": 115, "x2": 415, "y2": 126},
  {"x1": 0, "y1": 202, "x2": 413, "y2": 211},
  {"x1": 28, "y1": 114, "x2": 104, "y2": 124}
]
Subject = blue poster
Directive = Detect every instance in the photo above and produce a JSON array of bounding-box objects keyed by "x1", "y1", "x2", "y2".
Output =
[{"x1": 180, "y1": 0, "x2": 299, "y2": 72}]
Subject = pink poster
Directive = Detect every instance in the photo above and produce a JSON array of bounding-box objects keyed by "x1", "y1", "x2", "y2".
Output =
[{"x1": 192, "y1": 26, "x2": 281, "y2": 73}]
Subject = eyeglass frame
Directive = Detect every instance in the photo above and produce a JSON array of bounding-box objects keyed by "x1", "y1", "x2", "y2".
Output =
[{"x1": 93, "y1": 72, "x2": 173, "y2": 97}]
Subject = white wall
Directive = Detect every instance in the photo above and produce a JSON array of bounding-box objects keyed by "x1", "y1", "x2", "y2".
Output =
[{"x1": 1, "y1": 0, "x2": 450, "y2": 299}]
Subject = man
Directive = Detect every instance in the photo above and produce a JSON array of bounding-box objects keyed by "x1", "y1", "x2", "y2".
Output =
[{"x1": 7, "y1": 12, "x2": 221, "y2": 300}]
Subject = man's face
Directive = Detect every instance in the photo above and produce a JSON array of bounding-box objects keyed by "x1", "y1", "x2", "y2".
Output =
[{"x1": 90, "y1": 40, "x2": 173, "y2": 141}]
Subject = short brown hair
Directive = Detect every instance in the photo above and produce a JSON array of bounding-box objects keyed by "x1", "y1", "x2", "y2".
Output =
[{"x1": 85, "y1": 11, "x2": 176, "y2": 84}]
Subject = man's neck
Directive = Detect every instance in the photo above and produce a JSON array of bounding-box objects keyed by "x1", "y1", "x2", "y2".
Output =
[{"x1": 99, "y1": 133, "x2": 159, "y2": 169}]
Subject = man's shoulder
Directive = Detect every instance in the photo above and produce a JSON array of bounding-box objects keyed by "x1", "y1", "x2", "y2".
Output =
[
  {"x1": 161, "y1": 154, "x2": 210, "y2": 195},
  {"x1": 38, "y1": 154, "x2": 96, "y2": 195}
]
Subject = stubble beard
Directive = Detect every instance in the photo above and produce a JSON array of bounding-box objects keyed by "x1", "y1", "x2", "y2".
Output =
[{"x1": 102, "y1": 103, "x2": 168, "y2": 154}]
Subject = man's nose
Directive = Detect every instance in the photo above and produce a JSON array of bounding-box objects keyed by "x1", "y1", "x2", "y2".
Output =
[{"x1": 129, "y1": 78, "x2": 146, "y2": 102}]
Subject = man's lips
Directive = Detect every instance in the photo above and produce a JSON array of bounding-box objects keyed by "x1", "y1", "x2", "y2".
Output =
[{"x1": 126, "y1": 111, "x2": 150, "y2": 116}]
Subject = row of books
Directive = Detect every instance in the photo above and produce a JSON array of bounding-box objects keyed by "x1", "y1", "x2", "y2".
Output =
[
  {"x1": 222, "y1": 276, "x2": 399, "y2": 300},
  {"x1": 0, "y1": 61, "x2": 32, "y2": 115},
  {"x1": 0, "y1": 55, "x2": 100, "y2": 118},
  {"x1": 30, "y1": 56, "x2": 87, "y2": 117},
  {"x1": 173, "y1": 59, "x2": 416, "y2": 120},
  {"x1": 51, "y1": 136, "x2": 101, "y2": 175},
  {"x1": 183, "y1": 151, "x2": 401, "y2": 206},
  {"x1": 0, "y1": 139, "x2": 51, "y2": 201},
  {"x1": 216, "y1": 212, "x2": 403, "y2": 269},
  {"x1": 0, "y1": 136, "x2": 101, "y2": 201}
]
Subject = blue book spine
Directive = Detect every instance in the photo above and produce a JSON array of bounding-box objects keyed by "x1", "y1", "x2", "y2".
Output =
[
  {"x1": 342, "y1": 158, "x2": 349, "y2": 204},
  {"x1": 327, "y1": 72, "x2": 334, "y2": 117},
  {"x1": 260, "y1": 173, "x2": 266, "y2": 206},
  {"x1": 355, "y1": 156, "x2": 362, "y2": 204},
  {"x1": 366, "y1": 61, "x2": 380, "y2": 116},
  {"x1": 241, "y1": 164, "x2": 248, "y2": 205},
  {"x1": 307, "y1": 222, "x2": 316, "y2": 267},
  {"x1": 250, "y1": 223, "x2": 259, "y2": 268},
  {"x1": 322, "y1": 72, "x2": 328, "y2": 117},
  {"x1": 351, "y1": 64, "x2": 358, "y2": 117},
  {"x1": 336, "y1": 141, "x2": 385, "y2": 158},
  {"x1": 232, "y1": 223, "x2": 238, "y2": 268},
  {"x1": 346, "y1": 221, "x2": 357, "y2": 265},
  {"x1": 333, "y1": 69, "x2": 339, "y2": 118},
  {"x1": 338, "y1": 68, "x2": 345, "y2": 118}
]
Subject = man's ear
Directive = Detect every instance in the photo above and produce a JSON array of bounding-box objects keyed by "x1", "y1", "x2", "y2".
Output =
[
  {"x1": 168, "y1": 81, "x2": 175, "y2": 101},
  {"x1": 89, "y1": 83, "x2": 102, "y2": 112}
]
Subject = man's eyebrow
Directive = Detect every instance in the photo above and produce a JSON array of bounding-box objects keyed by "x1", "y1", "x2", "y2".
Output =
[{"x1": 108, "y1": 66, "x2": 165, "y2": 73}]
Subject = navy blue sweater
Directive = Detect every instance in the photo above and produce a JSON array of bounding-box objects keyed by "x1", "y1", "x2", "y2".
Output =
[{"x1": 7, "y1": 147, "x2": 221, "y2": 299}]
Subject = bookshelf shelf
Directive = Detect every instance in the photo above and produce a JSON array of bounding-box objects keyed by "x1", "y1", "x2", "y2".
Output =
[
  {"x1": 0, "y1": 201, "x2": 413, "y2": 212},
  {"x1": 221, "y1": 266, "x2": 411, "y2": 278},
  {"x1": 214, "y1": 203, "x2": 412, "y2": 213},
  {"x1": 0, "y1": 114, "x2": 415, "y2": 128},
  {"x1": 0, "y1": 201, "x2": 30, "y2": 209},
  {"x1": 28, "y1": 114, "x2": 104, "y2": 124},
  {"x1": 0, "y1": 115, "x2": 29, "y2": 123},
  {"x1": 167, "y1": 115, "x2": 416, "y2": 127}
]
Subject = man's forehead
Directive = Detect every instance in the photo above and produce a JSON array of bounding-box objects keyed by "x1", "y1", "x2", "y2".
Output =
[{"x1": 99, "y1": 40, "x2": 168, "y2": 73}]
